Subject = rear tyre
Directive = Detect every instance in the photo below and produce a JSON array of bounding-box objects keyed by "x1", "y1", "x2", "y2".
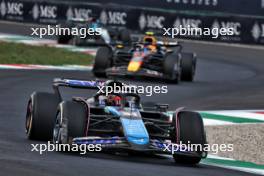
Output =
[
  {"x1": 58, "y1": 34, "x2": 72, "y2": 44},
  {"x1": 93, "y1": 47, "x2": 113, "y2": 77},
  {"x1": 171, "y1": 111, "x2": 206, "y2": 165},
  {"x1": 163, "y1": 53, "x2": 181, "y2": 84},
  {"x1": 53, "y1": 101, "x2": 87, "y2": 144},
  {"x1": 181, "y1": 53, "x2": 196, "y2": 82},
  {"x1": 25, "y1": 92, "x2": 61, "y2": 141},
  {"x1": 57, "y1": 23, "x2": 72, "y2": 44}
]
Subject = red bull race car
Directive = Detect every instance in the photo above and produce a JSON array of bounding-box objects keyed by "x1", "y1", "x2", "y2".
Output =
[
  {"x1": 93, "y1": 32, "x2": 197, "y2": 83},
  {"x1": 25, "y1": 79, "x2": 207, "y2": 164}
]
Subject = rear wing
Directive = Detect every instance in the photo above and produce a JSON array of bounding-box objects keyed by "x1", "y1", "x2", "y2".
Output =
[
  {"x1": 156, "y1": 41, "x2": 179, "y2": 46},
  {"x1": 53, "y1": 78, "x2": 139, "y2": 91},
  {"x1": 130, "y1": 41, "x2": 179, "y2": 46},
  {"x1": 157, "y1": 41, "x2": 183, "y2": 51},
  {"x1": 53, "y1": 78, "x2": 105, "y2": 89},
  {"x1": 52, "y1": 78, "x2": 142, "y2": 101}
]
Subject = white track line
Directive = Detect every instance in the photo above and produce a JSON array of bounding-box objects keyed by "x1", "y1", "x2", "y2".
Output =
[{"x1": 202, "y1": 111, "x2": 264, "y2": 121}]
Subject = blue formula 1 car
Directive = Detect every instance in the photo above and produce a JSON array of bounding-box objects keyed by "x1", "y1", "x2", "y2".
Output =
[
  {"x1": 57, "y1": 17, "x2": 131, "y2": 46},
  {"x1": 25, "y1": 79, "x2": 207, "y2": 164}
]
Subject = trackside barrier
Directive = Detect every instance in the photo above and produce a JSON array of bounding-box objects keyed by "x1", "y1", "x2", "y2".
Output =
[{"x1": 0, "y1": 0, "x2": 264, "y2": 45}]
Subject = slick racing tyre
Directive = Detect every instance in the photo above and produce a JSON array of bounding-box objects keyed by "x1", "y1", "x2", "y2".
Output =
[
  {"x1": 58, "y1": 33, "x2": 72, "y2": 44},
  {"x1": 93, "y1": 46, "x2": 113, "y2": 78},
  {"x1": 163, "y1": 53, "x2": 181, "y2": 84},
  {"x1": 119, "y1": 29, "x2": 132, "y2": 44},
  {"x1": 25, "y1": 92, "x2": 61, "y2": 141},
  {"x1": 171, "y1": 111, "x2": 206, "y2": 165},
  {"x1": 53, "y1": 101, "x2": 87, "y2": 144},
  {"x1": 57, "y1": 23, "x2": 73, "y2": 44},
  {"x1": 181, "y1": 53, "x2": 196, "y2": 82}
]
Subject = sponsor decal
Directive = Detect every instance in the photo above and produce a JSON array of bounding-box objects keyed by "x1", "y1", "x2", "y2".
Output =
[
  {"x1": 251, "y1": 22, "x2": 264, "y2": 42},
  {"x1": 138, "y1": 13, "x2": 165, "y2": 30},
  {"x1": 0, "y1": 1, "x2": 23, "y2": 20},
  {"x1": 32, "y1": 4, "x2": 57, "y2": 23},
  {"x1": 174, "y1": 17, "x2": 202, "y2": 38},
  {"x1": 32, "y1": 4, "x2": 38, "y2": 20},
  {"x1": 0, "y1": 1, "x2": 6, "y2": 17},
  {"x1": 6, "y1": 1, "x2": 23, "y2": 15},
  {"x1": 174, "y1": 17, "x2": 202, "y2": 28},
  {"x1": 212, "y1": 20, "x2": 241, "y2": 36},
  {"x1": 66, "y1": 7, "x2": 92, "y2": 20},
  {"x1": 211, "y1": 19, "x2": 241, "y2": 41},
  {"x1": 100, "y1": 10, "x2": 127, "y2": 25},
  {"x1": 100, "y1": 10, "x2": 107, "y2": 25},
  {"x1": 139, "y1": 13, "x2": 146, "y2": 30}
]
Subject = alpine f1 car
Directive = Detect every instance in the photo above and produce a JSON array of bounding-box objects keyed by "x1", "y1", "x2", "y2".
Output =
[
  {"x1": 25, "y1": 79, "x2": 207, "y2": 164},
  {"x1": 93, "y1": 33, "x2": 197, "y2": 83},
  {"x1": 57, "y1": 17, "x2": 131, "y2": 46}
]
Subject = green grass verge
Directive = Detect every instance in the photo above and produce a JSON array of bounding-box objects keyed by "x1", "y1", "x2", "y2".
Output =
[{"x1": 0, "y1": 42, "x2": 93, "y2": 65}]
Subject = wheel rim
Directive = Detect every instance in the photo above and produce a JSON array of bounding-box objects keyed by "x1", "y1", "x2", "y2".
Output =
[
  {"x1": 25, "y1": 101, "x2": 33, "y2": 135},
  {"x1": 173, "y1": 61, "x2": 181, "y2": 82},
  {"x1": 178, "y1": 63, "x2": 182, "y2": 82},
  {"x1": 53, "y1": 112, "x2": 61, "y2": 143},
  {"x1": 191, "y1": 58, "x2": 196, "y2": 80},
  {"x1": 53, "y1": 111, "x2": 68, "y2": 144},
  {"x1": 192, "y1": 64, "x2": 195, "y2": 79}
]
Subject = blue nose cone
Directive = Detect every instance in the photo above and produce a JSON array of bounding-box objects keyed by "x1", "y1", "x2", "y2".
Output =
[{"x1": 121, "y1": 118, "x2": 149, "y2": 146}]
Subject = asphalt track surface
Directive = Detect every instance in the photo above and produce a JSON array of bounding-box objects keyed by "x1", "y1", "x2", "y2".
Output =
[{"x1": 0, "y1": 21, "x2": 264, "y2": 176}]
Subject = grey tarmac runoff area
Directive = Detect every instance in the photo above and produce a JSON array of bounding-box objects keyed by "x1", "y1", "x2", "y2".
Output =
[{"x1": 0, "y1": 21, "x2": 264, "y2": 176}]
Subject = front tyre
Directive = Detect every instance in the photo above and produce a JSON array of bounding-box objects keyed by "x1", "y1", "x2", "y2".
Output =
[
  {"x1": 53, "y1": 101, "x2": 87, "y2": 144},
  {"x1": 92, "y1": 47, "x2": 113, "y2": 78},
  {"x1": 171, "y1": 111, "x2": 206, "y2": 165},
  {"x1": 163, "y1": 53, "x2": 181, "y2": 84},
  {"x1": 181, "y1": 53, "x2": 196, "y2": 82}
]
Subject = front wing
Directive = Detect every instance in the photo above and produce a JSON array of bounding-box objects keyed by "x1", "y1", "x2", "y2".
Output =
[
  {"x1": 105, "y1": 66, "x2": 170, "y2": 80},
  {"x1": 72, "y1": 136, "x2": 203, "y2": 157}
]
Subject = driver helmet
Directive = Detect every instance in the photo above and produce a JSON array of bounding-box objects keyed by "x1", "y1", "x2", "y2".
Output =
[
  {"x1": 106, "y1": 95, "x2": 122, "y2": 106},
  {"x1": 143, "y1": 32, "x2": 157, "y2": 46}
]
